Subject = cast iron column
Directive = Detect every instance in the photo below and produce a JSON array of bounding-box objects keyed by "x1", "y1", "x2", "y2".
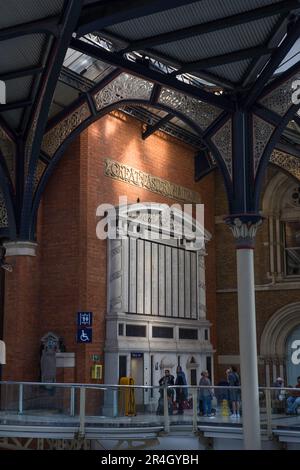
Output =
[{"x1": 227, "y1": 216, "x2": 262, "y2": 450}]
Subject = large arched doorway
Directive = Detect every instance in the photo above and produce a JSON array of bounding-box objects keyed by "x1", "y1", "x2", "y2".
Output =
[
  {"x1": 286, "y1": 326, "x2": 300, "y2": 387},
  {"x1": 260, "y1": 302, "x2": 300, "y2": 386}
]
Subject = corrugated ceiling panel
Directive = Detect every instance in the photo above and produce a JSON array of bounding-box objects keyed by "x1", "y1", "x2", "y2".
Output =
[
  {"x1": 152, "y1": 16, "x2": 280, "y2": 64},
  {"x1": 0, "y1": 0, "x2": 64, "y2": 29},
  {"x1": 5, "y1": 76, "x2": 33, "y2": 102},
  {"x1": 209, "y1": 60, "x2": 253, "y2": 82},
  {"x1": 0, "y1": 34, "x2": 46, "y2": 74},
  {"x1": 0, "y1": 109, "x2": 23, "y2": 129},
  {"x1": 106, "y1": 0, "x2": 280, "y2": 41}
]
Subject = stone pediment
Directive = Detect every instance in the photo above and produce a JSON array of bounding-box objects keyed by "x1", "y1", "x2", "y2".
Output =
[{"x1": 108, "y1": 202, "x2": 211, "y2": 250}]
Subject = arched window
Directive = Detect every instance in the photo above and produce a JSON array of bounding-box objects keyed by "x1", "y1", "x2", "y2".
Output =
[
  {"x1": 284, "y1": 219, "x2": 300, "y2": 276},
  {"x1": 262, "y1": 173, "x2": 300, "y2": 281}
]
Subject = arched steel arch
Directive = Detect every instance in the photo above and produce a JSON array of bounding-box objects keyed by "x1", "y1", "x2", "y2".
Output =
[
  {"x1": 19, "y1": 66, "x2": 300, "y2": 240},
  {"x1": 29, "y1": 99, "x2": 230, "y2": 239}
]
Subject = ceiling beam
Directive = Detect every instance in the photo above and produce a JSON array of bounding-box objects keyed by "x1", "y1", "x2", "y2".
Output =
[
  {"x1": 0, "y1": 99, "x2": 32, "y2": 112},
  {"x1": 173, "y1": 46, "x2": 274, "y2": 76},
  {"x1": 70, "y1": 38, "x2": 234, "y2": 111},
  {"x1": 243, "y1": 16, "x2": 300, "y2": 108},
  {"x1": 0, "y1": 16, "x2": 60, "y2": 41},
  {"x1": 142, "y1": 113, "x2": 173, "y2": 139},
  {"x1": 121, "y1": 0, "x2": 300, "y2": 53},
  {"x1": 276, "y1": 140, "x2": 300, "y2": 158},
  {"x1": 241, "y1": 13, "x2": 289, "y2": 88},
  {"x1": 77, "y1": 0, "x2": 200, "y2": 37},
  {"x1": 98, "y1": 28, "x2": 238, "y2": 90},
  {"x1": 260, "y1": 59, "x2": 300, "y2": 98},
  {"x1": 0, "y1": 65, "x2": 44, "y2": 81}
]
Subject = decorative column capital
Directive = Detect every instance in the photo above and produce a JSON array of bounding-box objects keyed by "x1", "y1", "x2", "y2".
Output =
[
  {"x1": 225, "y1": 214, "x2": 263, "y2": 249},
  {"x1": 3, "y1": 240, "x2": 37, "y2": 256}
]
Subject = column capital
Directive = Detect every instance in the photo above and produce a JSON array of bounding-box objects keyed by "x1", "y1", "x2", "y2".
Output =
[
  {"x1": 225, "y1": 214, "x2": 263, "y2": 249},
  {"x1": 3, "y1": 240, "x2": 37, "y2": 256}
]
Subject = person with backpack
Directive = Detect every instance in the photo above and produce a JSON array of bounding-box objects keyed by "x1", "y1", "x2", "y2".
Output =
[{"x1": 228, "y1": 366, "x2": 241, "y2": 419}]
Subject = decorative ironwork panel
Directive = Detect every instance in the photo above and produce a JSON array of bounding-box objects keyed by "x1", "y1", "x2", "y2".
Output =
[
  {"x1": 158, "y1": 88, "x2": 222, "y2": 131},
  {"x1": 93, "y1": 73, "x2": 153, "y2": 111},
  {"x1": 270, "y1": 150, "x2": 300, "y2": 181},
  {"x1": 253, "y1": 115, "x2": 274, "y2": 176},
  {"x1": 211, "y1": 119, "x2": 232, "y2": 178},
  {"x1": 259, "y1": 74, "x2": 298, "y2": 117},
  {"x1": 33, "y1": 160, "x2": 47, "y2": 192},
  {"x1": 0, "y1": 189, "x2": 8, "y2": 227},
  {"x1": 0, "y1": 128, "x2": 15, "y2": 186},
  {"x1": 41, "y1": 102, "x2": 91, "y2": 157}
]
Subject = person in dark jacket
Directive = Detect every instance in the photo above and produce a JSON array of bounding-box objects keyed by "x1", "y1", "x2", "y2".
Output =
[{"x1": 175, "y1": 366, "x2": 188, "y2": 415}]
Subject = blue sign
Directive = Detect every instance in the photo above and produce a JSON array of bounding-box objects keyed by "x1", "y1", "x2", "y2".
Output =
[
  {"x1": 131, "y1": 352, "x2": 143, "y2": 358},
  {"x1": 77, "y1": 328, "x2": 92, "y2": 343},
  {"x1": 77, "y1": 312, "x2": 93, "y2": 326}
]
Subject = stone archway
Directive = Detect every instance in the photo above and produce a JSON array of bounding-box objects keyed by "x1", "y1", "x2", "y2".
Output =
[{"x1": 260, "y1": 302, "x2": 300, "y2": 385}]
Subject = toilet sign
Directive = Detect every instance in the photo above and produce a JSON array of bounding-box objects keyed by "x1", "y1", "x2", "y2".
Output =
[{"x1": 77, "y1": 311, "x2": 93, "y2": 326}]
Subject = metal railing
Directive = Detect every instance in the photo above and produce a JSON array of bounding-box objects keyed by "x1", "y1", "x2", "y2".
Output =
[{"x1": 0, "y1": 381, "x2": 299, "y2": 438}]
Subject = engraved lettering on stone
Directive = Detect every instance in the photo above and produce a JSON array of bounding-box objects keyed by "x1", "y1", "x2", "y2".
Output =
[
  {"x1": 158, "y1": 88, "x2": 222, "y2": 130},
  {"x1": 104, "y1": 158, "x2": 201, "y2": 203},
  {"x1": 110, "y1": 271, "x2": 122, "y2": 281},
  {"x1": 253, "y1": 115, "x2": 274, "y2": 176},
  {"x1": 41, "y1": 103, "x2": 91, "y2": 157},
  {"x1": 211, "y1": 119, "x2": 232, "y2": 178},
  {"x1": 93, "y1": 73, "x2": 153, "y2": 111},
  {"x1": 111, "y1": 246, "x2": 122, "y2": 256}
]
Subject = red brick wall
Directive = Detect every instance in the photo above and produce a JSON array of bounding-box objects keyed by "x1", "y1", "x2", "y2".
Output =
[{"x1": 3, "y1": 111, "x2": 216, "y2": 383}]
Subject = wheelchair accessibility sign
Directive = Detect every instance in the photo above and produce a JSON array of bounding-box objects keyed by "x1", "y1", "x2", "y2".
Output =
[{"x1": 77, "y1": 328, "x2": 92, "y2": 343}]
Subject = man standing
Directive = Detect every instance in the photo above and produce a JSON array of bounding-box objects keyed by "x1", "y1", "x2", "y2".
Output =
[{"x1": 287, "y1": 376, "x2": 300, "y2": 415}]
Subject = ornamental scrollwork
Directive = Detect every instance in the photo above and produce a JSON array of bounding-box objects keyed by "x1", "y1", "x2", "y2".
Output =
[
  {"x1": 41, "y1": 103, "x2": 91, "y2": 157},
  {"x1": 0, "y1": 127, "x2": 15, "y2": 185},
  {"x1": 270, "y1": 149, "x2": 300, "y2": 181},
  {"x1": 93, "y1": 73, "x2": 153, "y2": 111},
  {"x1": 0, "y1": 190, "x2": 8, "y2": 228},
  {"x1": 211, "y1": 119, "x2": 232, "y2": 178},
  {"x1": 253, "y1": 115, "x2": 274, "y2": 176},
  {"x1": 158, "y1": 88, "x2": 222, "y2": 130},
  {"x1": 259, "y1": 74, "x2": 298, "y2": 117}
]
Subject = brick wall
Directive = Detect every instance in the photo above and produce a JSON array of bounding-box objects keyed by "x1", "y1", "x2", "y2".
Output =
[
  {"x1": 214, "y1": 166, "x2": 300, "y2": 383},
  {"x1": 3, "y1": 111, "x2": 216, "y2": 383}
]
